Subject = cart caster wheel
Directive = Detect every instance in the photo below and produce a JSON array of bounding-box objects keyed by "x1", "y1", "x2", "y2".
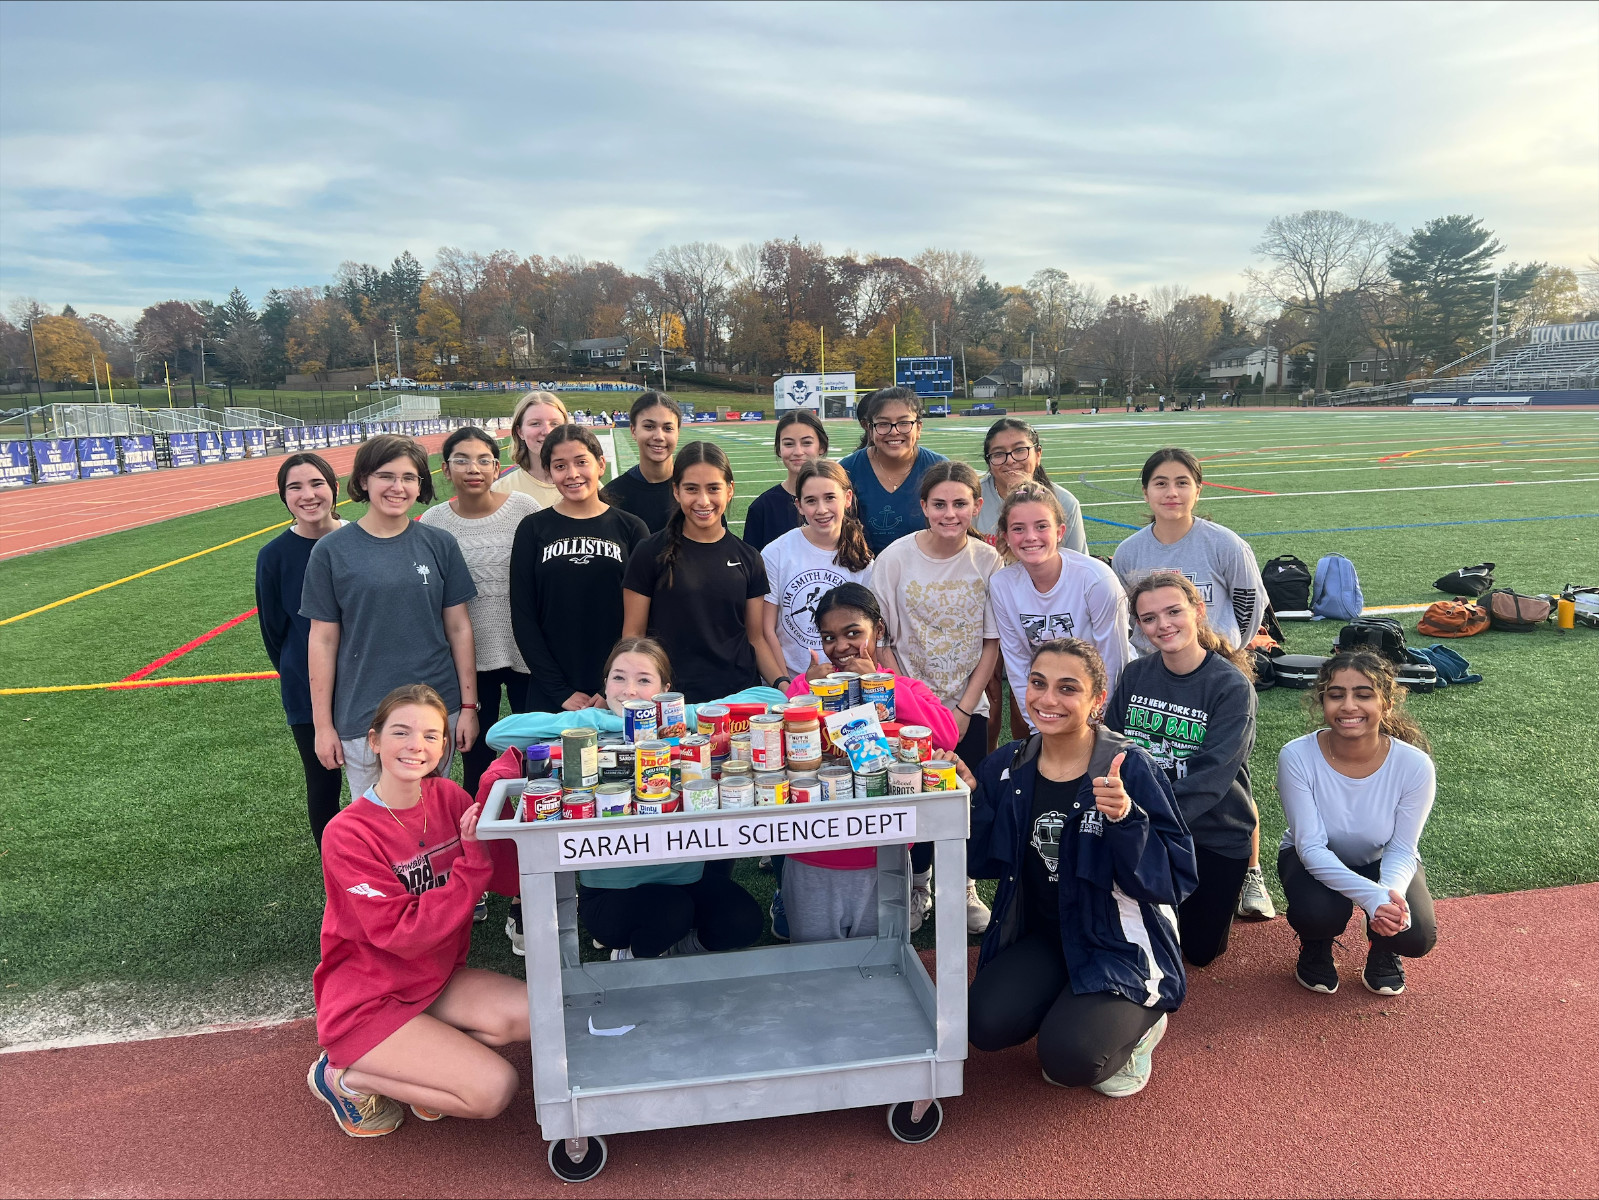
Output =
[
  {"x1": 887, "y1": 1098, "x2": 942, "y2": 1144},
  {"x1": 548, "y1": 1135, "x2": 607, "y2": 1182}
]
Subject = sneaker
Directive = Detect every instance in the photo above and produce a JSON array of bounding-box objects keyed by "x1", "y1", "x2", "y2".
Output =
[
  {"x1": 1363, "y1": 945, "x2": 1406, "y2": 995},
  {"x1": 665, "y1": 931, "x2": 707, "y2": 956},
  {"x1": 1295, "y1": 938, "x2": 1339, "y2": 994},
  {"x1": 965, "y1": 880, "x2": 991, "y2": 935},
  {"x1": 1090, "y1": 1014, "x2": 1168, "y2": 1098},
  {"x1": 473, "y1": 898, "x2": 488, "y2": 923},
  {"x1": 1236, "y1": 867, "x2": 1277, "y2": 919},
  {"x1": 909, "y1": 870, "x2": 932, "y2": 935},
  {"x1": 769, "y1": 889, "x2": 790, "y2": 942},
  {"x1": 609, "y1": 947, "x2": 634, "y2": 962},
  {"x1": 409, "y1": 1103, "x2": 446, "y2": 1121},
  {"x1": 505, "y1": 904, "x2": 525, "y2": 958},
  {"x1": 306, "y1": 1053, "x2": 404, "y2": 1138}
]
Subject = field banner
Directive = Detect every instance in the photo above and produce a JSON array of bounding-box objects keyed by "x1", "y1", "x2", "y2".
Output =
[
  {"x1": 245, "y1": 429, "x2": 266, "y2": 456},
  {"x1": 168, "y1": 433, "x2": 200, "y2": 468},
  {"x1": 283, "y1": 427, "x2": 303, "y2": 452},
  {"x1": 221, "y1": 430, "x2": 246, "y2": 461},
  {"x1": 76, "y1": 437, "x2": 120, "y2": 479},
  {"x1": 198, "y1": 431, "x2": 223, "y2": 464},
  {"x1": 0, "y1": 441, "x2": 33, "y2": 487},
  {"x1": 32, "y1": 439, "x2": 80, "y2": 483},
  {"x1": 120, "y1": 436, "x2": 157, "y2": 473}
]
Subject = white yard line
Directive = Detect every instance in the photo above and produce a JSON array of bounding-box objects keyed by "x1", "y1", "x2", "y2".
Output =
[{"x1": 1079, "y1": 476, "x2": 1599, "y2": 507}]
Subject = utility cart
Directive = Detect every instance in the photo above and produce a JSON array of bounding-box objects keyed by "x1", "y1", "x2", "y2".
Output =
[{"x1": 478, "y1": 781, "x2": 970, "y2": 1182}]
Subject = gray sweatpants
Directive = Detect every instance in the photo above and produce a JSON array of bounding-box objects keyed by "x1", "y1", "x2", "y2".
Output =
[{"x1": 783, "y1": 859, "x2": 879, "y2": 943}]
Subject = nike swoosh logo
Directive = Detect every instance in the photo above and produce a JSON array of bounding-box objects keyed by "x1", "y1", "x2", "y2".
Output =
[{"x1": 726, "y1": 560, "x2": 741, "y2": 567}]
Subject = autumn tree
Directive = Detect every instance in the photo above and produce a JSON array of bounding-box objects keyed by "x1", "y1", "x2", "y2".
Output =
[
  {"x1": 31, "y1": 315, "x2": 102, "y2": 383},
  {"x1": 133, "y1": 300, "x2": 204, "y2": 380}
]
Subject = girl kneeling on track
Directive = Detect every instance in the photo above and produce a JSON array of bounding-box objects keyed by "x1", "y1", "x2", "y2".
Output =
[
  {"x1": 779, "y1": 584, "x2": 957, "y2": 942},
  {"x1": 967, "y1": 639, "x2": 1197, "y2": 1097},
  {"x1": 310, "y1": 684, "x2": 526, "y2": 1138},
  {"x1": 1279, "y1": 652, "x2": 1438, "y2": 997},
  {"x1": 1106, "y1": 572, "x2": 1258, "y2": 968}
]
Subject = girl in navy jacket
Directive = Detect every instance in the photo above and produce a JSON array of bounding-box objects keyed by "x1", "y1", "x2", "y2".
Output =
[{"x1": 967, "y1": 637, "x2": 1197, "y2": 1098}]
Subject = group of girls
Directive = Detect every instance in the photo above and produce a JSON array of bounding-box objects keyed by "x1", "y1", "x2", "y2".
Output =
[{"x1": 267, "y1": 389, "x2": 1442, "y2": 1136}]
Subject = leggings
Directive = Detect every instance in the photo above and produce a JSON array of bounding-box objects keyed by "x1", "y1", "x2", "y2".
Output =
[
  {"x1": 910, "y1": 711, "x2": 990, "y2": 876},
  {"x1": 968, "y1": 929, "x2": 1164, "y2": 1087},
  {"x1": 290, "y1": 722, "x2": 345, "y2": 847},
  {"x1": 1180, "y1": 847, "x2": 1251, "y2": 968},
  {"x1": 1278, "y1": 848, "x2": 1437, "y2": 958},
  {"x1": 580, "y1": 874, "x2": 763, "y2": 958},
  {"x1": 461, "y1": 667, "x2": 530, "y2": 799}
]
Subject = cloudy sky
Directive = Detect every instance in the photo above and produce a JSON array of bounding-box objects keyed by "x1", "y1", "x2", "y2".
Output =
[{"x1": 1, "y1": 0, "x2": 1595, "y2": 321}]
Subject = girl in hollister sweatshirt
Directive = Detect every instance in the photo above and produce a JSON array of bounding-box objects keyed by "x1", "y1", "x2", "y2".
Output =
[{"x1": 308, "y1": 683, "x2": 524, "y2": 1140}]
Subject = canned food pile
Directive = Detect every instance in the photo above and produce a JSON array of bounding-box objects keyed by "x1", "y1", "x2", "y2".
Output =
[{"x1": 517, "y1": 677, "x2": 961, "y2": 822}]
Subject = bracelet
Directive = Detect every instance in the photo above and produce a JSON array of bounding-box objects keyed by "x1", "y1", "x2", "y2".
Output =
[
  {"x1": 774, "y1": 676, "x2": 793, "y2": 690},
  {"x1": 954, "y1": 704, "x2": 970, "y2": 717},
  {"x1": 459, "y1": 701, "x2": 480, "y2": 712}
]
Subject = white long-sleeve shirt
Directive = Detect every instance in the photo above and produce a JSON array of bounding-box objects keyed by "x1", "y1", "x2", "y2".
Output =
[
  {"x1": 1277, "y1": 732, "x2": 1435, "y2": 918},
  {"x1": 989, "y1": 551, "x2": 1133, "y2": 728}
]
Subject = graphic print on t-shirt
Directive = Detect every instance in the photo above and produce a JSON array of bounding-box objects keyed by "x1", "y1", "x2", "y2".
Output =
[
  {"x1": 1120, "y1": 691, "x2": 1210, "y2": 780},
  {"x1": 778, "y1": 567, "x2": 843, "y2": 650},
  {"x1": 390, "y1": 836, "x2": 464, "y2": 896},
  {"x1": 541, "y1": 536, "x2": 625, "y2": 566},
  {"x1": 1030, "y1": 811, "x2": 1066, "y2": 879},
  {"x1": 902, "y1": 577, "x2": 989, "y2": 702},
  {"x1": 1021, "y1": 611, "x2": 1075, "y2": 645}
]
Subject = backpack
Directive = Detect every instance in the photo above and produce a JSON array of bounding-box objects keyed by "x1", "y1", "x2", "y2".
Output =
[
  {"x1": 1486, "y1": 588, "x2": 1552, "y2": 632},
  {"x1": 1417, "y1": 600, "x2": 1489, "y2": 638},
  {"x1": 1310, "y1": 554, "x2": 1364, "y2": 621},
  {"x1": 1334, "y1": 616, "x2": 1407, "y2": 663},
  {"x1": 1433, "y1": 563, "x2": 1495, "y2": 597},
  {"x1": 1261, "y1": 554, "x2": 1312, "y2": 612}
]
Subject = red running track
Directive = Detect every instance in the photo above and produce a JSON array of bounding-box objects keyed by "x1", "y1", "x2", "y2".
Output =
[
  {"x1": 0, "y1": 437, "x2": 450, "y2": 561},
  {"x1": 3, "y1": 884, "x2": 1594, "y2": 1199}
]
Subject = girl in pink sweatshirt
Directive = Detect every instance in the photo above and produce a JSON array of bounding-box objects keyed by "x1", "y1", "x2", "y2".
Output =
[
  {"x1": 309, "y1": 683, "x2": 524, "y2": 1139},
  {"x1": 780, "y1": 583, "x2": 958, "y2": 942}
]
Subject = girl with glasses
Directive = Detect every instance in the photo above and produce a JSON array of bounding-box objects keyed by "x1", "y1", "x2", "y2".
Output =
[
  {"x1": 971, "y1": 419, "x2": 1086, "y2": 553},
  {"x1": 839, "y1": 386, "x2": 948, "y2": 556}
]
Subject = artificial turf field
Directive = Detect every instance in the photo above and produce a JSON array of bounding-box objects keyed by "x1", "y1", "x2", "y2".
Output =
[{"x1": 1, "y1": 407, "x2": 1595, "y2": 1042}]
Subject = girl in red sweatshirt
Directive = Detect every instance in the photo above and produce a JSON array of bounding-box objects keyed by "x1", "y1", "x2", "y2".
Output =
[{"x1": 309, "y1": 683, "x2": 525, "y2": 1139}]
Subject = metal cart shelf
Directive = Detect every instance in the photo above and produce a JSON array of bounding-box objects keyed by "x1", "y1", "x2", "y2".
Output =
[{"x1": 479, "y1": 779, "x2": 970, "y2": 1182}]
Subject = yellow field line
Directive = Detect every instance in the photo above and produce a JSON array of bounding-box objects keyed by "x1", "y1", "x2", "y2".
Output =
[{"x1": 0, "y1": 670, "x2": 279, "y2": 695}]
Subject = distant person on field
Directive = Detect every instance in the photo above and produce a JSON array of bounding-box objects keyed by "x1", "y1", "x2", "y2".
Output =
[
  {"x1": 256, "y1": 451, "x2": 347, "y2": 846},
  {"x1": 493, "y1": 391, "x2": 568, "y2": 509},
  {"x1": 302, "y1": 434, "x2": 480, "y2": 797},
  {"x1": 1278, "y1": 653, "x2": 1438, "y2": 996},
  {"x1": 1111, "y1": 447, "x2": 1273, "y2": 920},
  {"x1": 308, "y1": 684, "x2": 525, "y2": 1137}
]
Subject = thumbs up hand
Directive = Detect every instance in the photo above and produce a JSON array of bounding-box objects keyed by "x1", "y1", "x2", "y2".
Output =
[
  {"x1": 1092, "y1": 751, "x2": 1131, "y2": 822},
  {"x1": 804, "y1": 648, "x2": 833, "y2": 683}
]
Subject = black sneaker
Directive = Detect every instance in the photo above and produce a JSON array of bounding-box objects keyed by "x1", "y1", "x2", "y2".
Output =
[
  {"x1": 1362, "y1": 945, "x2": 1406, "y2": 995},
  {"x1": 1295, "y1": 938, "x2": 1339, "y2": 993}
]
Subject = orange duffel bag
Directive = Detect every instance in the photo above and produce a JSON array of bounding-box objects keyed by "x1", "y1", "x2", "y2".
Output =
[{"x1": 1417, "y1": 600, "x2": 1489, "y2": 638}]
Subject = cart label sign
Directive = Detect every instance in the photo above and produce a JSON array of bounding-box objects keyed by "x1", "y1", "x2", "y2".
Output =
[{"x1": 557, "y1": 807, "x2": 917, "y2": 867}]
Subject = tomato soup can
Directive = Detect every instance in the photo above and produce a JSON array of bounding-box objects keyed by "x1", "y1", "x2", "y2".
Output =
[
  {"x1": 788, "y1": 775, "x2": 820, "y2": 805},
  {"x1": 524, "y1": 779, "x2": 563, "y2": 821},
  {"x1": 748, "y1": 714, "x2": 786, "y2": 772},
  {"x1": 888, "y1": 762, "x2": 923, "y2": 796},
  {"x1": 623, "y1": 699, "x2": 659, "y2": 744},
  {"x1": 653, "y1": 691, "x2": 688, "y2": 739},
  {"x1": 682, "y1": 778, "x2": 721, "y2": 812},
  {"x1": 818, "y1": 764, "x2": 854, "y2": 802},
  {"x1": 677, "y1": 734, "x2": 713, "y2": 769},
  {"x1": 755, "y1": 771, "x2": 789, "y2": 807},
  {"x1": 695, "y1": 703, "x2": 732, "y2": 755},
  {"x1": 861, "y1": 673, "x2": 896, "y2": 722},
  {"x1": 922, "y1": 760, "x2": 958, "y2": 791},
  {"x1": 854, "y1": 768, "x2": 888, "y2": 798},
  {"x1": 897, "y1": 725, "x2": 932, "y2": 763},
  {"x1": 678, "y1": 758, "x2": 712, "y2": 785},
  {"x1": 830, "y1": 671, "x2": 862, "y2": 707},
  {"x1": 562, "y1": 791, "x2": 597, "y2": 821},
  {"x1": 561, "y1": 728, "x2": 600, "y2": 789},
  {"x1": 635, "y1": 740, "x2": 673, "y2": 795}
]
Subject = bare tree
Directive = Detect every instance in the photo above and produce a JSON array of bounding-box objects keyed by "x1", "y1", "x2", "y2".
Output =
[
  {"x1": 1146, "y1": 285, "x2": 1221, "y2": 392},
  {"x1": 1247, "y1": 210, "x2": 1397, "y2": 392},
  {"x1": 649, "y1": 242, "x2": 732, "y2": 369},
  {"x1": 1027, "y1": 268, "x2": 1100, "y2": 396}
]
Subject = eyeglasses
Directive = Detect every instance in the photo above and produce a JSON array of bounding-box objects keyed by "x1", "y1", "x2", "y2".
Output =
[
  {"x1": 985, "y1": 446, "x2": 1035, "y2": 465},
  {"x1": 370, "y1": 471, "x2": 422, "y2": 487},
  {"x1": 448, "y1": 456, "x2": 498, "y2": 469},
  {"x1": 871, "y1": 418, "x2": 920, "y2": 435}
]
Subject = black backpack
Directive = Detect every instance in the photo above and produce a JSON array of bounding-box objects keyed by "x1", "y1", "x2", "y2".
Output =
[
  {"x1": 1433, "y1": 563, "x2": 1495, "y2": 597},
  {"x1": 1334, "y1": 616, "x2": 1407, "y2": 664},
  {"x1": 1261, "y1": 554, "x2": 1312, "y2": 612}
]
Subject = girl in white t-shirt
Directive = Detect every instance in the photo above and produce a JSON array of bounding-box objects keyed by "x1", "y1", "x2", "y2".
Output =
[{"x1": 760, "y1": 458, "x2": 881, "y2": 677}]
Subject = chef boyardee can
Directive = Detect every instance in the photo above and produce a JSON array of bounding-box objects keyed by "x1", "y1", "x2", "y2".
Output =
[
  {"x1": 562, "y1": 727, "x2": 600, "y2": 789},
  {"x1": 623, "y1": 699, "x2": 659, "y2": 744}
]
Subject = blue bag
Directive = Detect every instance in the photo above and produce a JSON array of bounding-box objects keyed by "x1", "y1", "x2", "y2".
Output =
[{"x1": 1310, "y1": 554, "x2": 1364, "y2": 621}]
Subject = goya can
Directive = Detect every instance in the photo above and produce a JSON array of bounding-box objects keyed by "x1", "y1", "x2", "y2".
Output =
[
  {"x1": 682, "y1": 778, "x2": 721, "y2": 812},
  {"x1": 595, "y1": 782, "x2": 631, "y2": 818},
  {"x1": 635, "y1": 740, "x2": 673, "y2": 795},
  {"x1": 719, "y1": 772, "x2": 755, "y2": 809},
  {"x1": 922, "y1": 759, "x2": 959, "y2": 791},
  {"x1": 854, "y1": 768, "x2": 888, "y2": 798},
  {"x1": 754, "y1": 771, "x2": 789, "y2": 807},
  {"x1": 861, "y1": 673, "x2": 896, "y2": 722},
  {"x1": 562, "y1": 791, "x2": 597, "y2": 820},
  {"x1": 695, "y1": 703, "x2": 732, "y2": 757},
  {"x1": 888, "y1": 762, "x2": 923, "y2": 796},
  {"x1": 748, "y1": 713, "x2": 786, "y2": 772},
  {"x1": 788, "y1": 775, "x2": 820, "y2": 805},
  {"x1": 653, "y1": 691, "x2": 688, "y2": 739},
  {"x1": 830, "y1": 671, "x2": 862, "y2": 707},
  {"x1": 818, "y1": 764, "x2": 854, "y2": 802},
  {"x1": 524, "y1": 779, "x2": 563, "y2": 821},
  {"x1": 561, "y1": 728, "x2": 600, "y2": 789},
  {"x1": 897, "y1": 725, "x2": 932, "y2": 763},
  {"x1": 623, "y1": 699, "x2": 659, "y2": 744}
]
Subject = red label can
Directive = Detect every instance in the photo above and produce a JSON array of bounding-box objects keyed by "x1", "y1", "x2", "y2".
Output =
[{"x1": 562, "y1": 792, "x2": 597, "y2": 820}]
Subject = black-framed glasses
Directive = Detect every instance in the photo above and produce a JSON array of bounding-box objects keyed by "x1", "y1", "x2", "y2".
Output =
[
  {"x1": 985, "y1": 446, "x2": 1035, "y2": 465},
  {"x1": 871, "y1": 418, "x2": 920, "y2": 435}
]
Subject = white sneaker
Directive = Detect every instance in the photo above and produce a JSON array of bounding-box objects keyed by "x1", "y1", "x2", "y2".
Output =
[
  {"x1": 505, "y1": 914, "x2": 525, "y2": 957},
  {"x1": 1090, "y1": 1014, "x2": 1168, "y2": 1098},
  {"x1": 908, "y1": 870, "x2": 932, "y2": 934},
  {"x1": 609, "y1": 948, "x2": 634, "y2": 961},
  {"x1": 966, "y1": 879, "x2": 991, "y2": 935},
  {"x1": 1236, "y1": 866, "x2": 1278, "y2": 919}
]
